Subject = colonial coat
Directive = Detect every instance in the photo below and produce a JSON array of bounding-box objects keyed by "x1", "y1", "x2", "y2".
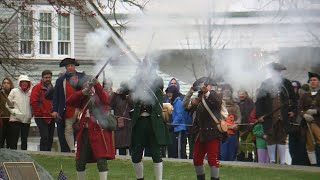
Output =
[
  {"x1": 299, "y1": 89, "x2": 320, "y2": 126},
  {"x1": 131, "y1": 78, "x2": 171, "y2": 146},
  {"x1": 52, "y1": 72, "x2": 86, "y2": 119},
  {"x1": 255, "y1": 78, "x2": 297, "y2": 133},
  {"x1": 192, "y1": 90, "x2": 228, "y2": 143},
  {"x1": 66, "y1": 83, "x2": 115, "y2": 161},
  {"x1": 110, "y1": 92, "x2": 134, "y2": 148}
]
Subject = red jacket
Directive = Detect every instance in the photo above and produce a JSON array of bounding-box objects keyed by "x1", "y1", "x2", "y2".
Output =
[
  {"x1": 30, "y1": 81, "x2": 53, "y2": 123},
  {"x1": 66, "y1": 83, "x2": 115, "y2": 161}
]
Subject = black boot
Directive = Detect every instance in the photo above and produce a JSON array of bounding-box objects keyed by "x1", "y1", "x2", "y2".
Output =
[
  {"x1": 137, "y1": 178, "x2": 144, "y2": 180},
  {"x1": 237, "y1": 151, "x2": 245, "y2": 161},
  {"x1": 197, "y1": 174, "x2": 205, "y2": 180},
  {"x1": 211, "y1": 178, "x2": 219, "y2": 180}
]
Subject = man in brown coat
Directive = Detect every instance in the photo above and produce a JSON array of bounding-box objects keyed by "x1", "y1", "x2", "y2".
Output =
[{"x1": 299, "y1": 72, "x2": 320, "y2": 166}]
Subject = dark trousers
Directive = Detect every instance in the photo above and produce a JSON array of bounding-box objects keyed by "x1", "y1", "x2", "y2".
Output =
[
  {"x1": 167, "y1": 131, "x2": 176, "y2": 158},
  {"x1": 8, "y1": 121, "x2": 30, "y2": 150},
  {"x1": 35, "y1": 118, "x2": 55, "y2": 151},
  {"x1": 220, "y1": 134, "x2": 237, "y2": 161},
  {"x1": 174, "y1": 131, "x2": 187, "y2": 159},
  {"x1": 76, "y1": 128, "x2": 108, "y2": 172},
  {"x1": 0, "y1": 118, "x2": 10, "y2": 148},
  {"x1": 56, "y1": 119, "x2": 70, "y2": 152},
  {"x1": 118, "y1": 147, "x2": 131, "y2": 155},
  {"x1": 289, "y1": 132, "x2": 310, "y2": 166},
  {"x1": 131, "y1": 117, "x2": 162, "y2": 163}
]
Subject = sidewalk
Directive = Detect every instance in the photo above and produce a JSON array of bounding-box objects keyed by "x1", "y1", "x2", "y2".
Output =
[{"x1": 25, "y1": 151, "x2": 320, "y2": 173}]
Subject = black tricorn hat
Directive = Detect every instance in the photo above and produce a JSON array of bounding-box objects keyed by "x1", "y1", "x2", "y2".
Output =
[
  {"x1": 193, "y1": 77, "x2": 217, "y2": 91},
  {"x1": 308, "y1": 72, "x2": 320, "y2": 81},
  {"x1": 59, "y1": 58, "x2": 80, "y2": 67},
  {"x1": 267, "y1": 62, "x2": 287, "y2": 71}
]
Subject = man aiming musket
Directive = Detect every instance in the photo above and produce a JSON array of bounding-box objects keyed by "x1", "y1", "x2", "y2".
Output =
[
  {"x1": 66, "y1": 58, "x2": 115, "y2": 180},
  {"x1": 129, "y1": 59, "x2": 170, "y2": 180}
]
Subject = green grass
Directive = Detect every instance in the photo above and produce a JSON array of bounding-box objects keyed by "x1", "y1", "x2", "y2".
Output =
[{"x1": 31, "y1": 154, "x2": 320, "y2": 180}]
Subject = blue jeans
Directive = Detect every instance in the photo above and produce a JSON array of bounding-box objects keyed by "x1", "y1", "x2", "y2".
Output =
[{"x1": 220, "y1": 134, "x2": 237, "y2": 161}]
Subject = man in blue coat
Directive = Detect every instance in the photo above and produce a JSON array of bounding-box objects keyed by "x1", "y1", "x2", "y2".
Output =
[{"x1": 52, "y1": 58, "x2": 86, "y2": 152}]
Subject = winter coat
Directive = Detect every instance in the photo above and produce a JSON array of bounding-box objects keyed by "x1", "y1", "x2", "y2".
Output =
[
  {"x1": 225, "y1": 100, "x2": 241, "y2": 134},
  {"x1": 30, "y1": 80, "x2": 53, "y2": 123},
  {"x1": 171, "y1": 97, "x2": 187, "y2": 132},
  {"x1": 192, "y1": 90, "x2": 228, "y2": 143},
  {"x1": 6, "y1": 75, "x2": 32, "y2": 124},
  {"x1": 52, "y1": 71, "x2": 86, "y2": 119},
  {"x1": 110, "y1": 92, "x2": 134, "y2": 148},
  {"x1": 238, "y1": 97, "x2": 255, "y2": 131},
  {"x1": 252, "y1": 124, "x2": 267, "y2": 149},
  {"x1": 0, "y1": 90, "x2": 11, "y2": 119},
  {"x1": 66, "y1": 83, "x2": 115, "y2": 161},
  {"x1": 163, "y1": 78, "x2": 185, "y2": 103},
  {"x1": 299, "y1": 89, "x2": 320, "y2": 126},
  {"x1": 255, "y1": 78, "x2": 297, "y2": 133}
]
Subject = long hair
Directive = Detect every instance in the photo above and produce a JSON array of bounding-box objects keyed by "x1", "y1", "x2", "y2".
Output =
[{"x1": 1, "y1": 77, "x2": 14, "y2": 91}]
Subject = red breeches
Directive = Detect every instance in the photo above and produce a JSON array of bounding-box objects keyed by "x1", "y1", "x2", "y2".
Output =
[{"x1": 193, "y1": 138, "x2": 220, "y2": 167}]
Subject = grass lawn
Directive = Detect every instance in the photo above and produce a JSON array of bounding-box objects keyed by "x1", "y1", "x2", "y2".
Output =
[{"x1": 31, "y1": 154, "x2": 320, "y2": 180}]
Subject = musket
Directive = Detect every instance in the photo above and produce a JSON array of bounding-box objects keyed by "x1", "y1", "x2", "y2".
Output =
[
  {"x1": 257, "y1": 102, "x2": 288, "y2": 120},
  {"x1": 78, "y1": 58, "x2": 112, "y2": 120}
]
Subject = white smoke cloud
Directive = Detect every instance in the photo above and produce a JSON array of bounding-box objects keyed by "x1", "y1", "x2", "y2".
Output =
[{"x1": 88, "y1": 0, "x2": 318, "y2": 99}]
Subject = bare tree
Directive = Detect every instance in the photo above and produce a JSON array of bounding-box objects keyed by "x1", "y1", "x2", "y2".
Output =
[{"x1": 0, "y1": 0, "x2": 147, "y2": 78}]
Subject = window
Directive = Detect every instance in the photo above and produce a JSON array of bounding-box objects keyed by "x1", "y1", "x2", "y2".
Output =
[
  {"x1": 39, "y1": 13, "x2": 52, "y2": 55},
  {"x1": 58, "y1": 15, "x2": 70, "y2": 55},
  {"x1": 19, "y1": 12, "x2": 33, "y2": 54}
]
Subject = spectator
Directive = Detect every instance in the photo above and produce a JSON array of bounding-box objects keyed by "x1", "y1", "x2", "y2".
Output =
[
  {"x1": 164, "y1": 78, "x2": 186, "y2": 158},
  {"x1": 253, "y1": 122, "x2": 269, "y2": 163},
  {"x1": 6, "y1": 75, "x2": 32, "y2": 150},
  {"x1": 0, "y1": 77, "x2": 14, "y2": 148},
  {"x1": 30, "y1": 70, "x2": 55, "y2": 151},
  {"x1": 220, "y1": 89, "x2": 241, "y2": 161},
  {"x1": 237, "y1": 89, "x2": 255, "y2": 162},
  {"x1": 182, "y1": 86, "x2": 200, "y2": 159},
  {"x1": 288, "y1": 80, "x2": 310, "y2": 165},
  {"x1": 166, "y1": 85, "x2": 188, "y2": 159},
  {"x1": 52, "y1": 58, "x2": 86, "y2": 152}
]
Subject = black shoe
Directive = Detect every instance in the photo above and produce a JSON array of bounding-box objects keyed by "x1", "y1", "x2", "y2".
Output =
[
  {"x1": 211, "y1": 178, "x2": 219, "y2": 180},
  {"x1": 197, "y1": 174, "x2": 205, "y2": 180}
]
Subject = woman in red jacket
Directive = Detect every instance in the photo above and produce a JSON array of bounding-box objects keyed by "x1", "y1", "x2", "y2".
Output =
[{"x1": 66, "y1": 77, "x2": 115, "y2": 180}]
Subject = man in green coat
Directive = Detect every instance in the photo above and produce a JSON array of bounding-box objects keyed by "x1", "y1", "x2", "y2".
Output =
[{"x1": 130, "y1": 62, "x2": 171, "y2": 180}]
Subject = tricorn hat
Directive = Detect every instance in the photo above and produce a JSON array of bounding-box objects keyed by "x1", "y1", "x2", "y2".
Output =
[
  {"x1": 193, "y1": 77, "x2": 217, "y2": 91},
  {"x1": 267, "y1": 62, "x2": 287, "y2": 71},
  {"x1": 308, "y1": 72, "x2": 320, "y2": 81},
  {"x1": 59, "y1": 58, "x2": 80, "y2": 67}
]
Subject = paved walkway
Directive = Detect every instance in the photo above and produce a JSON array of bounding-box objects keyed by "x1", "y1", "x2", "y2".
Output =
[{"x1": 25, "y1": 151, "x2": 320, "y2": 173}]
